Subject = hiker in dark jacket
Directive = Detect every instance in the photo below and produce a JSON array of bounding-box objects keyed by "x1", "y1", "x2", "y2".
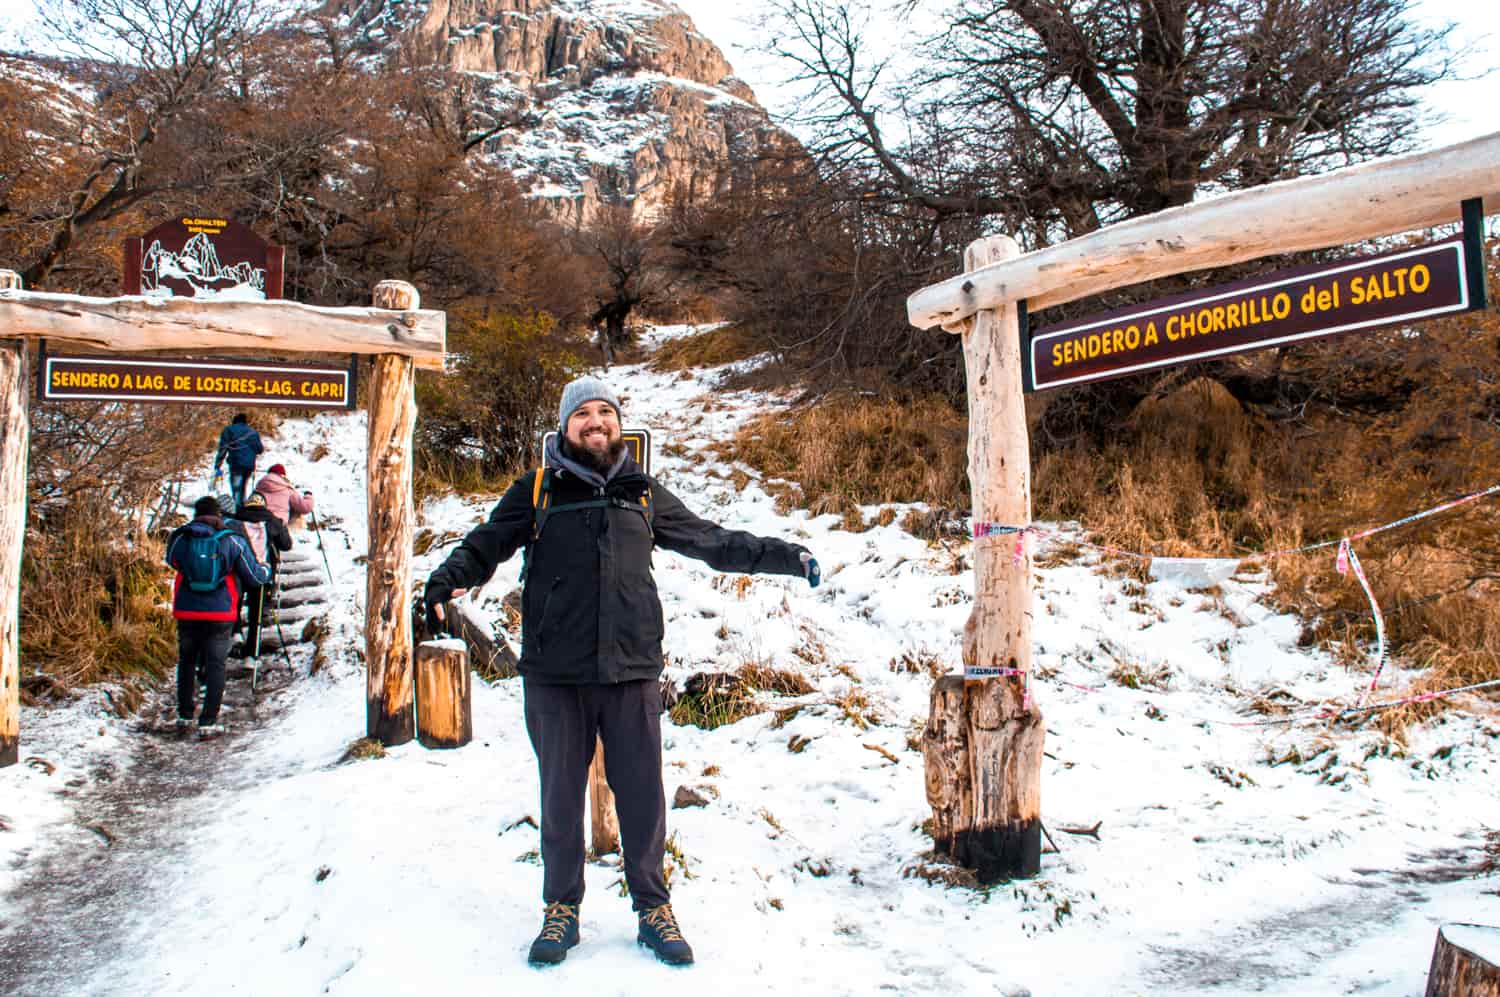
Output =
[
  {"x1": 214, "y1": 413, "x2": 264, "y2": 513},
  {"x1": 226, "y1": 492, "x2": 293, "y2": 658},
  {"x1": 423, "y1": 376, "x2": 820, "y2": 968},
  {"x1": 165, "y1": 496, "x2": 270, "y2": 735}
]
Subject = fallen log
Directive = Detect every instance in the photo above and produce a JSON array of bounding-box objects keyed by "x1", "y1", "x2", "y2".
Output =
[{"x1": 447, "y1": 599, "x2": 519, "y2": 680}]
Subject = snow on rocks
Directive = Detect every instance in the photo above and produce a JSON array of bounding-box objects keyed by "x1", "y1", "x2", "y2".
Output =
[{"x1": 4, "y1": 322, "x2": 1500, "y2": 994}]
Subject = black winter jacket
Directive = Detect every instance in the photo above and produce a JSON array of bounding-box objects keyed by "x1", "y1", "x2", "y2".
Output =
[{"x1": 428, "y1": 456, "x2": 809, "y2": 685}]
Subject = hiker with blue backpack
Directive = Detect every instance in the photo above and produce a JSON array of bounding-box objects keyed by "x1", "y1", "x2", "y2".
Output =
[
  {"x1": 213, "y1": 413, "x2": 264, "y2": 513},
  {"x1": 165, "y1": 496, "x2": 271, "y2": 737},
  {"x1": 422, "y1": 376, "x2": 821, "y2": 968}
]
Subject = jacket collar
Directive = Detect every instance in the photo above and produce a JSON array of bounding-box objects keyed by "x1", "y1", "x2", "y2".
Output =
[{"x1": 544, "y1": 434, "x2": 632, "y2": 488}]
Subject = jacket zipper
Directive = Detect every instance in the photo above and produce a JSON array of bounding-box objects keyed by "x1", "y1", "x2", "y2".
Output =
[{"x1": 536, "y1": 577, "x2": 561, "y2": 655}]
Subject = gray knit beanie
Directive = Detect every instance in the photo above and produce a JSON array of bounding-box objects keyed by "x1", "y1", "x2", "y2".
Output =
[{"x1": 558, "y1": 376, "x2": 620, "y2": 432}]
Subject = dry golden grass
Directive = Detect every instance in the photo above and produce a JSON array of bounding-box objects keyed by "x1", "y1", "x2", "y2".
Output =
[
  {"x1": 340, "y1": 737, "x2": 387, "y2": 762},
  {"x1": 414, "y1": 456, "x2": 517, "y2": 506},
  {"x1": 1030, "y1": 355, "x2": 1500, "y2": 734},
  {"x1": 719, "y1": 393, "x2": 969, "y2": 519},
  {"x1": 890, "y1": 648, "x2": 948, "y2": 680},
  {"x1": 648, "y1": 324, "x2": 766, "y2": 372},
  {"x1": 1107, "y1": 658, "x2": 1172, "y2": 691},
  {"x1": 20, "y1": 519, "x2": 177, "y2": 691},
  {"x1": 738, "y1": 662, "x2": 815, "y2": 695},
  {"x1": 668, "y1": 675, "x2": 763, "y2": 729}
]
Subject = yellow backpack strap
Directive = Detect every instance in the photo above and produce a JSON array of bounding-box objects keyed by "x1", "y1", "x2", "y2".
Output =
[{"x1": 531, "y1": 467, "x2": 545, "y2": 508}]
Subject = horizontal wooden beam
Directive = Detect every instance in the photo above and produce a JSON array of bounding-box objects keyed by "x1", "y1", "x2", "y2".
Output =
[
  {"x1": 0, "y1": 290, "x2": 446, "y2": 370},
  {"x1": 907, "y1": 131, "x2": 1500, "y2": 330}
]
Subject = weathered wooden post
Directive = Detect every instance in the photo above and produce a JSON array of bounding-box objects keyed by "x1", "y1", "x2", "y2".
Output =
[
  {"x1": 588, "y1": 737, "x2": 620, "y2": 855},
  {"x1": 922, "y1": 236, "x2": 1044, "y2": 882},
  {"x1": 414, "y1": 639, "x2": 472, "y2": 748},
  {"x1": 1427, "y1": 924, "x2": 1500, "y2": 996},
  {"x1": 366, "y1": 279, "x2": 419, "y2": 746},
  {"x1": 0, "y1": 270, "x2": 25, "y2": 768}
]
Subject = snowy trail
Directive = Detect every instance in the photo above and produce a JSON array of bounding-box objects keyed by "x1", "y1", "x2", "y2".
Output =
[
  {"x1": 0, "y1": 643, "x2": 305, "y2": 996},
  {"x1": 4, "y1": 325, "x2": 1500, "y2": 995}
]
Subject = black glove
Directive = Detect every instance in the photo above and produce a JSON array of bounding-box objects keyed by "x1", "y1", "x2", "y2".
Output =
[
  {"x1": 799, "y1": 551, "x2": 821, "y2": 589},
  {"x1": 423, "y1": 577, "x2": 453, "y2": 636}
]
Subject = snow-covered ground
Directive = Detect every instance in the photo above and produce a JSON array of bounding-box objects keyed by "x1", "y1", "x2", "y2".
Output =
[{"x1": 4, "y1": 323, "x2": 1500, "y2": 995}]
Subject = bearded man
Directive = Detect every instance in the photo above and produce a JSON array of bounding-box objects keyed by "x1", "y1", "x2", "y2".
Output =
[{"x1": 422, "y1": 376, "x2": 820, "y2": 967}]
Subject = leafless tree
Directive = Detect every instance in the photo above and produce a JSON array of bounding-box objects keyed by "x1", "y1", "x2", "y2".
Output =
[
  {"x1": 577, "y1": 205, "x2": 675, "y2": 366},
  {"x1": 764, "y1": 0, "x2": 1458, "y2": 241},
  {"x1": 19, "y1": 0, "x2": 272, "y2": 286}
]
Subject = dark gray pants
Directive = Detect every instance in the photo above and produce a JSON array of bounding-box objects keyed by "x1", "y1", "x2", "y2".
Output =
[
  {"x1": 522, "y1": 679, "x2": 668, "y2": 911},
  {"x1": 176, "y1": 619, "x2": 232, "y2": 725}
]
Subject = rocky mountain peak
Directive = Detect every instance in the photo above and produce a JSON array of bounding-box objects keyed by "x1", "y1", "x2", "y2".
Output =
[{"x1": 341, "y1": 0, "x2": 789, "y2": 225}]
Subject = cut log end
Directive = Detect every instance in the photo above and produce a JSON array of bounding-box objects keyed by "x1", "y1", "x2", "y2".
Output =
[
  {"x1": 0, "y1": 271, "x2": 21, "y2": 292},
  {"x1": 415, "y1": 640, "x2": 472, "y2": 749},
  {"x1": 373, "y1": 280, "x2": 420, "y2": 311},
  {"x1": 1427, "y1": 923, "x2": 1500, "y2": 997}
]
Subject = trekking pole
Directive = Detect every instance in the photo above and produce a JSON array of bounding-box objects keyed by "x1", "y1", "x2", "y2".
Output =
[
  {"x1": 250, "y1": 583, "x2": 265, "y2": 692},
  {"x1": 309, "y1": 505, "x2": 334, "y2": 586},
  {"x1": 271, "y1": 575, "x2": 293, "y2": 670}
]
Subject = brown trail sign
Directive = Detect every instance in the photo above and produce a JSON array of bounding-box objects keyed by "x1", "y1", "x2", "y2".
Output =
[
  {"x1": 906, "y1": 131, "x2": 1497, "y2": 885},
  {"x1": 1027, "y1": 232, "x2": 1485, "y2": 392},
  {"x1": 41, "y1": 354, "x2": 356, "y2": 408},
  {"x1": 123, "y1": 217, "x2": 285, "y2": 300}
]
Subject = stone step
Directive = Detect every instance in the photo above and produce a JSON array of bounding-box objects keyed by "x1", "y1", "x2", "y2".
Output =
[
  {"x1": 271, "y1": 603, "x2": 325, "y2": 626},
  {"x1": 283, "y1": 566, "x2": 328, "y2": 584},
  {"x1": 274, "y1": 589, "x2": 328, "y2": 609}
]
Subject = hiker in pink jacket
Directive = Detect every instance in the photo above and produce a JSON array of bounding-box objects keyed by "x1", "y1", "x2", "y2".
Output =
[{"x1": 252, "y1": 463, "x2": 315, "y2": 525}]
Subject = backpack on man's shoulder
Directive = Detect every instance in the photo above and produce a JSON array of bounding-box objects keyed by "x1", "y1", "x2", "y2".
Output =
[
  {"x1": 529, "y1": 467, "x2": 653, "y2": 538},
  {"x1": 181, "y1": 529, "x2": 235, "y2": 593},
  {"x1": 519, "y1": 468, "x2": 653, "y2": 581}
]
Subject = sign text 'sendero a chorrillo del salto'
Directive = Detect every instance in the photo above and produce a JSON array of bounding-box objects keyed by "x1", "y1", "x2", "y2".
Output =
[{"x1": 1027, "y1": 238, "x2": 1479, "y2": 391}]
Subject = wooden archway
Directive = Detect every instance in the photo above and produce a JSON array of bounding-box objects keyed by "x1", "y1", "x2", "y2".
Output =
[{"x1": 0, "y1": 274, "x2": 446, "y2": 766}]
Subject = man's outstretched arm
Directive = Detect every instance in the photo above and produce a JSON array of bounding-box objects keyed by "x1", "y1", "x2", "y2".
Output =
[
  {"x1": 424, "y1": 474, "x2": 535, "y2": 629},
  {"x1": 651, "y1": 481, "x2": 814, "y2": 581}
]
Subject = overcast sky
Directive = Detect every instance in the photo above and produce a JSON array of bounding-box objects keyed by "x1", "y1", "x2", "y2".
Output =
[{"x1": 0, "y1": 0, "x2": 1492, "y2": 146}]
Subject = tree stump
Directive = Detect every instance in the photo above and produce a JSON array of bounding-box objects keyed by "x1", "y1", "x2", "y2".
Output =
[
  {"x1": 589, "y1": 736, "x2": 620, "y2": 856},
  {"x1": 924, "y1": 675, "x2": 1043, "y2": 881},
  {"x1": 414, "y1": 639, "x2": 472, "y2": 749},
  {"x1": 1427, "y1": 924, "x2": 1500, "y2": 996}
]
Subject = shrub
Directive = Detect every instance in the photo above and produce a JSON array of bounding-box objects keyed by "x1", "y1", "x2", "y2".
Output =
[
  {"x1": 415, "y1": 310, "x2": 586, "y2": 494},
  {"x1": 20, "y1": 512, "x2": 176, "y2": 690}
]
